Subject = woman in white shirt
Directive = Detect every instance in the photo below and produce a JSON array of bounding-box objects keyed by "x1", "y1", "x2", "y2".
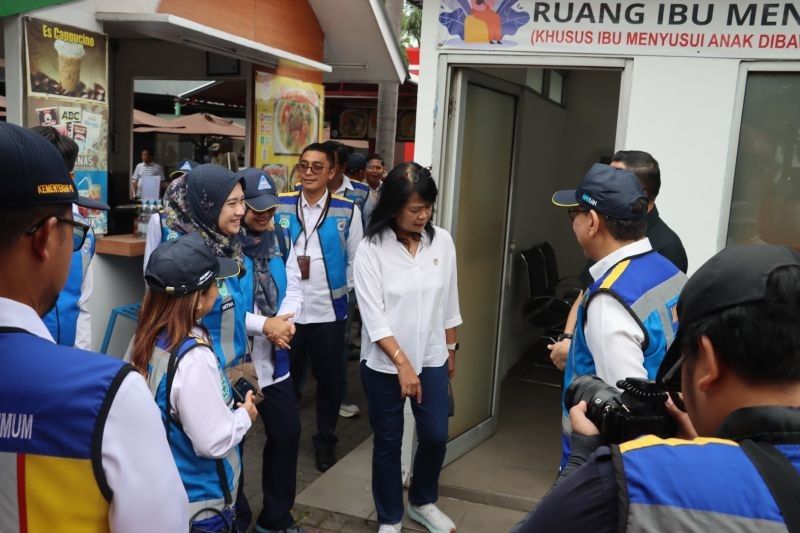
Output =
[
  {"x1": 129, "y1": 233, "x2": 258, "y2": 532},
  {"x1": 354, "y1": 163, "x2": 462, "y2": 533}
]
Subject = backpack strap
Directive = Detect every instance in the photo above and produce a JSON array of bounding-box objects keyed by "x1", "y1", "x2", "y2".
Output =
[
  {"x1": 163, "y1": 336, "x2": 233, "y2": 507},
  {"x1": 740, "y1": 439, "x2": 800, "y2": 533}
]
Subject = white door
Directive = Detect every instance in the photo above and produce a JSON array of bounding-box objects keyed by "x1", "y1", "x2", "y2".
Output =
[{"x1": 439, "y1": 68, "x2": 519, "y2": 462}]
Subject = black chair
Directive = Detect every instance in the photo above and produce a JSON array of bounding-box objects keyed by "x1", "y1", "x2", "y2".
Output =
[{"x1": 517, "y1": 242, "x2": 580, "y2": 387}]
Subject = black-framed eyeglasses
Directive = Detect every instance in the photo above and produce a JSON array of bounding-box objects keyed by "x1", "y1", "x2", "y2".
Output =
[
  {"x1": 297, "y1": 161, "x2": 328, "y2": 175},
  {"x1": 26, "y1": 215, "x2": 91, "y2": 252},
  {"x1": 567, "y1": 206, "x2": 589, "y2": 221}
]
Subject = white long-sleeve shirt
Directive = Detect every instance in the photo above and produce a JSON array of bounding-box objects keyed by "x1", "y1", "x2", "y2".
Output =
[
  {"x1": 354, "y1": 226, "x2": 462, "y2": 374},
  {"x1": 585, "y1": 238, "x2": 653, "y2": 387},
  {"x1": 168, "y1": 328, "x2": 252, "y2": 458},
  {"x1": 0, "y1": 297, "x2": 188, "y2": 532},
  {"x1": 278, "y1": 189, "x2": 363, "y2": 324}
]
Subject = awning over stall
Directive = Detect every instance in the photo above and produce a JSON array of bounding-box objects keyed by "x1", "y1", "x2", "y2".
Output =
[{"x1": 133, "y1": 112, "x2": 245, "y2": 138}]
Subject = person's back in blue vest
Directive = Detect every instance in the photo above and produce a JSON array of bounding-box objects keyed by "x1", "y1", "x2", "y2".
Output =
[{"x1": 0, "y1": 122, "x2": 187, "y2": 532}]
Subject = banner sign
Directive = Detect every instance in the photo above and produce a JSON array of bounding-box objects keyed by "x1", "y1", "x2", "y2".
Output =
[
  {"x1": 438, "y1": 1, "x2": 800, "y2": 59},
  {"x1": 24, "y1": 17, "x2": 109, "y2": 234},
  {"x1": 254, "y1": 71, "x2": 324, "y2": 193}
]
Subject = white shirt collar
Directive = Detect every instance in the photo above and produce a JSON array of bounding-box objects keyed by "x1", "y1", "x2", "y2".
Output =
[
  {"x1": 0, "y1": 297, "x2": 55, "y2": 342},
  {"x1": 589, "y1": 238, "x2": 653, "y2": 282},
  {"x1": 301, "y1": 188, "x2": 329, "y2": 209},
  {"x1": 335, "y1": 176, "x2": 355, "y2": 195}
]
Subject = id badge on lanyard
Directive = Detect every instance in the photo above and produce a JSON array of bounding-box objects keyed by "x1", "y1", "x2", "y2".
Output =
[{"x1": 296, "y1": 193, "x2": 331, "y2": 280}]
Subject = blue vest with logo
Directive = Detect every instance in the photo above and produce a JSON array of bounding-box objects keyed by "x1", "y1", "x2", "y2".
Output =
[
  {"x1": 275, "y1": 191, "x2": 353, "y2": 321},
  {"x1": 614, "y1": 435, "x2": 800, "y2": 531},
  {"x1": 0, "y1": 328, "x2": 132, "y2": 531},
  {"x1": 295, "y1": 180, "x2": 369, "y2": 214},
  {"x1": 560, "y1": 251, "x2": 687, "y2": 465},
  {"x1": 147, "y1": 334, "x2": 240, "y2": 532},
  {"x1": 42, "y1": 215, "x2": 96, "y2": 347},
  {"x1": 160, "y1": 218, "x2": 255, "y2": 369}
]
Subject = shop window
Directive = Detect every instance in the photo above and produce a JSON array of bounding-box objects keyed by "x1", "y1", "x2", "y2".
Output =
[{"x1": 727, "y1": 73, "x2": 800, "y2": 249}]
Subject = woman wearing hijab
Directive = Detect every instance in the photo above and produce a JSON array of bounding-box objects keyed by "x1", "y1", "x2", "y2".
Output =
[
  {"x1": 354, "y1": 163, "x2": 462, "y2": 533},
  {"x1": 236, "y1": 168, "x2": 302, "y2": 533},
  {"x1": 161, "y1": 164, "x2": 295, "y2": 370},
  {"x1": 130, "y1": 233, "x2": 258, "y2": 532}
]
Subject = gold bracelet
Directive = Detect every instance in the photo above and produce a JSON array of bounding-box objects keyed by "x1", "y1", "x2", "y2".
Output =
[{"x1": 392, "y1": 348, "x2": 402, "y2": 363}]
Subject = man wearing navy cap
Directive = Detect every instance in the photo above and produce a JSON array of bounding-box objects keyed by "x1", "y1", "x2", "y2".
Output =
[
  {"x1": 551, "y1": 163, "x2": 688, "y2": 468},
  {"x1": 513, "y1": 245, "x2": 800, "y2": 533},
  {"x1": 0, "y1": 122, "x2": 187, "y2": 531}
]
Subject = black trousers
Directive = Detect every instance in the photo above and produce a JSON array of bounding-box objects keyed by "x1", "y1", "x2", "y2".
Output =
[
  {"x1": 254, "y1": 376, "x2": 302, "y2": 530},
  {"x1": 290, "y1": 320, "x2": 346, "y2": 452}
]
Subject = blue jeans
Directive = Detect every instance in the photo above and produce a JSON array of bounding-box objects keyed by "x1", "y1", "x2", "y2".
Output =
[{"x1": 360, "y1": 361, "x2": 449, "y2": 525}]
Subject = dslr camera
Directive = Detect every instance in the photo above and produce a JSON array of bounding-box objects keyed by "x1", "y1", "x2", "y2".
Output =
[{"x1": 565, "y1": 375, "x2": 677, "y2": 444}]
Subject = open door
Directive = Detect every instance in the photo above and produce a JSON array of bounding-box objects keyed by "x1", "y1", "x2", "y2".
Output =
[{"x1": 440, "y1": 68, "x2": 519, "y2": 463}]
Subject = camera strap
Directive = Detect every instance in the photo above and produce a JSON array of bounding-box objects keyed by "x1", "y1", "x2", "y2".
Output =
[{"x1": 739, "y1": 439, "x2": 800, "y2": 533}]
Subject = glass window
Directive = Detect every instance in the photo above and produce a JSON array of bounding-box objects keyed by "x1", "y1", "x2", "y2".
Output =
[
  {"x1": 727, "y1": 73, "x2": 800, "y2": 248},
  {"x1": 548, "y1": 70, "x2": 565, "y2": 105},
  {"x1": 526, "y1": 68, "x2": 544, "y2": 94}
]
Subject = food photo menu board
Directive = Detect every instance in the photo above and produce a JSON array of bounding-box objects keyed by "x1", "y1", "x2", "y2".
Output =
[
  {"x1": 24, "y1": 17, "x2": 109, "y2": 234},
  {"x1": 254, "y1": 71, "x2": 324, "y2": 192}
]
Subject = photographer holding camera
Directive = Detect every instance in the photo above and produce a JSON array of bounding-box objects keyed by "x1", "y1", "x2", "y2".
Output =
[
  {"x1": 552, "y1": 164, "x2": 687, "y2": 467},
  {"x1": 513, "y1": 244, "x2": 800, "y2": 532}
]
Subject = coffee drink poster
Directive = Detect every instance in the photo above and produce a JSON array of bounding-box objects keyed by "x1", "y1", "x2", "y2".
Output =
[{"x1": 24, "y1": 17, "x2": 109, "y2": 234}]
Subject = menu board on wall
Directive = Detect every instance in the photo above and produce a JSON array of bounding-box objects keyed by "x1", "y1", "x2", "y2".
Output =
[
  {"x1": 24, "y1": 17, "x2": 109, "y2": 234},
  {"x1": 254, "y1": 71, "x2": 324, "y2": 192}
]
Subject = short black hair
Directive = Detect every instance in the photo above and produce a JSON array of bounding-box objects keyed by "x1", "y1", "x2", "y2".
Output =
[
  {"x1": 322, "y1": 141, "x2": 352, "y2": 170},
  {"x1": 29, "y1": 126, "x2": 79, "y2": 172},
  {"x1": 602, "y1": 197, "x2": 648, "y2": 242},
  {"x1": 366, "y1": 153, "x2": 385, "y2": 166},
  {"x1": 611, "y1": 150, "x2": 661, "y2": 201},
  {"x1": 680, "y1": 265, "x2": 800, "y2": 385},
  {"x1": 366, "y1": 162, "x2": 437, "y2": 242},
  {"x1": 300, "y1": 142, "x2": 335, "y2": 168},
  {"x1": 0, "y1": 204, "x2": 71, "y2": 252}
]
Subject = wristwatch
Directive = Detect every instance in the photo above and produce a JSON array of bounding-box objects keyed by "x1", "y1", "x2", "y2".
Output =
[
  {"x1": 446, "y1": 342, "x2": 460, "y2": 351},
  {"x1": 557, "y1": 332, "x2": 573, "y2": 342}
]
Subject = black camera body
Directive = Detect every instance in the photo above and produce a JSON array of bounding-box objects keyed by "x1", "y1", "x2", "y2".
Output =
[{"x1": 565, "y1": 375, "x2": 677, "y2": 444}]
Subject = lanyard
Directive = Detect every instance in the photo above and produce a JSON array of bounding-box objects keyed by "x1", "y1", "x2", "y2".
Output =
[{"x1": 297, "y1": 192, "x2": 331, "y2": 255}]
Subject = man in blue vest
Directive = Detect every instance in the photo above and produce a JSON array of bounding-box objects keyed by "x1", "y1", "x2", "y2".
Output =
[
  {"x1": 276, "y1": 142, "x2": 363, "y2": 472},
  {"x1": 0, "y1": 122, "x2": 187, "y2": 531},
  {"x1": 513, "y1": 244, "x2": 800, "y2": 532},
  {"x1": 32, "y1": 126, "x2": 100, "y2": 349},
  {"x1": 551, "y1": 164, "x2": 688, "y2": 467}
]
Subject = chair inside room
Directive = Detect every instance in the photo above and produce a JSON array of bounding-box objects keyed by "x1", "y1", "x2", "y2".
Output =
[{"x1": 517, "y1": 242, "x2": 581, "y2": 387}]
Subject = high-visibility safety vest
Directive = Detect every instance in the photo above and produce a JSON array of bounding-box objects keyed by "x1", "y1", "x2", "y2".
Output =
[
  {"x1": 614, "y1": 435, "x2": 800, "y2": 531},
  {"x1": 275, "y1": 191, "x2": 354, "y2": 321},
  {"x1": 146, "y1": 335, "x2": 240, "y2": 532},
  {"x1": 0, "y1": 327, "x2": 133, "y2": 532},
  {"x1": 561, "y1": 251, "x2": 687, "y2": 465},
  {"x1": 42, "y1": 213, "x2": 96, "y2": 347},
  {"x1": 160, "y1": 217, "x2": 255, "y2": 369}
]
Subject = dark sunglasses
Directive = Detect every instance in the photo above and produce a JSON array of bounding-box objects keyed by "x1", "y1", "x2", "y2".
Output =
[
  {"x1": 26, "y1": 215, "x2": 91, "y2": 252},
  {"x1": 297, "y1": 161, "x2": 328, "y2": 175},
  {"x1": 567, "y1": 206, "x2": 589, "y2": 221}
]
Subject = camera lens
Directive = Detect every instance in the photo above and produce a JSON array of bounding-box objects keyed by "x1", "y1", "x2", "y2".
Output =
[{"x1": 565, "y1": 375, "x2": 623, "y2": 428}]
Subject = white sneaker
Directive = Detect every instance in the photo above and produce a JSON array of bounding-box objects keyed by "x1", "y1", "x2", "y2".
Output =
[
  {"x1": 339, "y1": 402, "x2": 360, "y2": 418},
  {"x1": 377, "y1": 523, "x2": 402, "y2": 533},
  {"x1": 407, "y1": 503, "x2": 456, "y2": 533}
]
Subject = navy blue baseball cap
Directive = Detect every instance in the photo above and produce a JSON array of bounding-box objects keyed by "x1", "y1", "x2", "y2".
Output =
[
  {"x1": 169, "y1": 159, "x2": 200, "y2": 179},
  {"x1": 552, "y1": 163, "x2": 646, "y2": 220},
  {"x1": 238, "y1": 167, "x2": 279, "y2": 212},
  {"x1": 657, "y1": 244, "x2": 800, "y2": 391},
  {"x1": 346, "y1": 152, "x2": 367, "y2": 174},
  {"x1": 145, "y1": 233, "x2": 240, "y2": 295},
  {"x1": 0, "y1": 122, "x2": 108, "y2": 210}
]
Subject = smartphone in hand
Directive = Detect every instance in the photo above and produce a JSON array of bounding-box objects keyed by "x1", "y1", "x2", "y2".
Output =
[{"x1": 233, "y1": 377, "x2": 258, "y2": 404}]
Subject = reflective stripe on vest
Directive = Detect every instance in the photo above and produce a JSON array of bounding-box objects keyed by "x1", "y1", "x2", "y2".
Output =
[
  {"x1": 0, "y1": 330, "x2": 130, "y2": 532},
  {"x1": 42, "y1": 219, "x2": 95, "y2": 347},
  {"x1": 614, "y1": 435, "x2": 798, "y2": 532},
  {"x1": 275, "y1": 192, "x2": 353, "y2": 320},
  {"x1": 344, "y1": 181, "x2": 369, "y2": 212},
  {"x1": 148, "y1": 336, "x2": 240, "y2": 530},
  {"x1": 201, "y1": 255, "x2": 254, "y2": 369}
]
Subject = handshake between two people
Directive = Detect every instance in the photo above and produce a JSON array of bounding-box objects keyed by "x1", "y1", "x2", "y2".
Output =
[
  {"x1": 565, "y1": 375, "x2": 698, "y2": 444},
  {"x1": 262, "y1": 313, "x2": 295, "y2": 349}
]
